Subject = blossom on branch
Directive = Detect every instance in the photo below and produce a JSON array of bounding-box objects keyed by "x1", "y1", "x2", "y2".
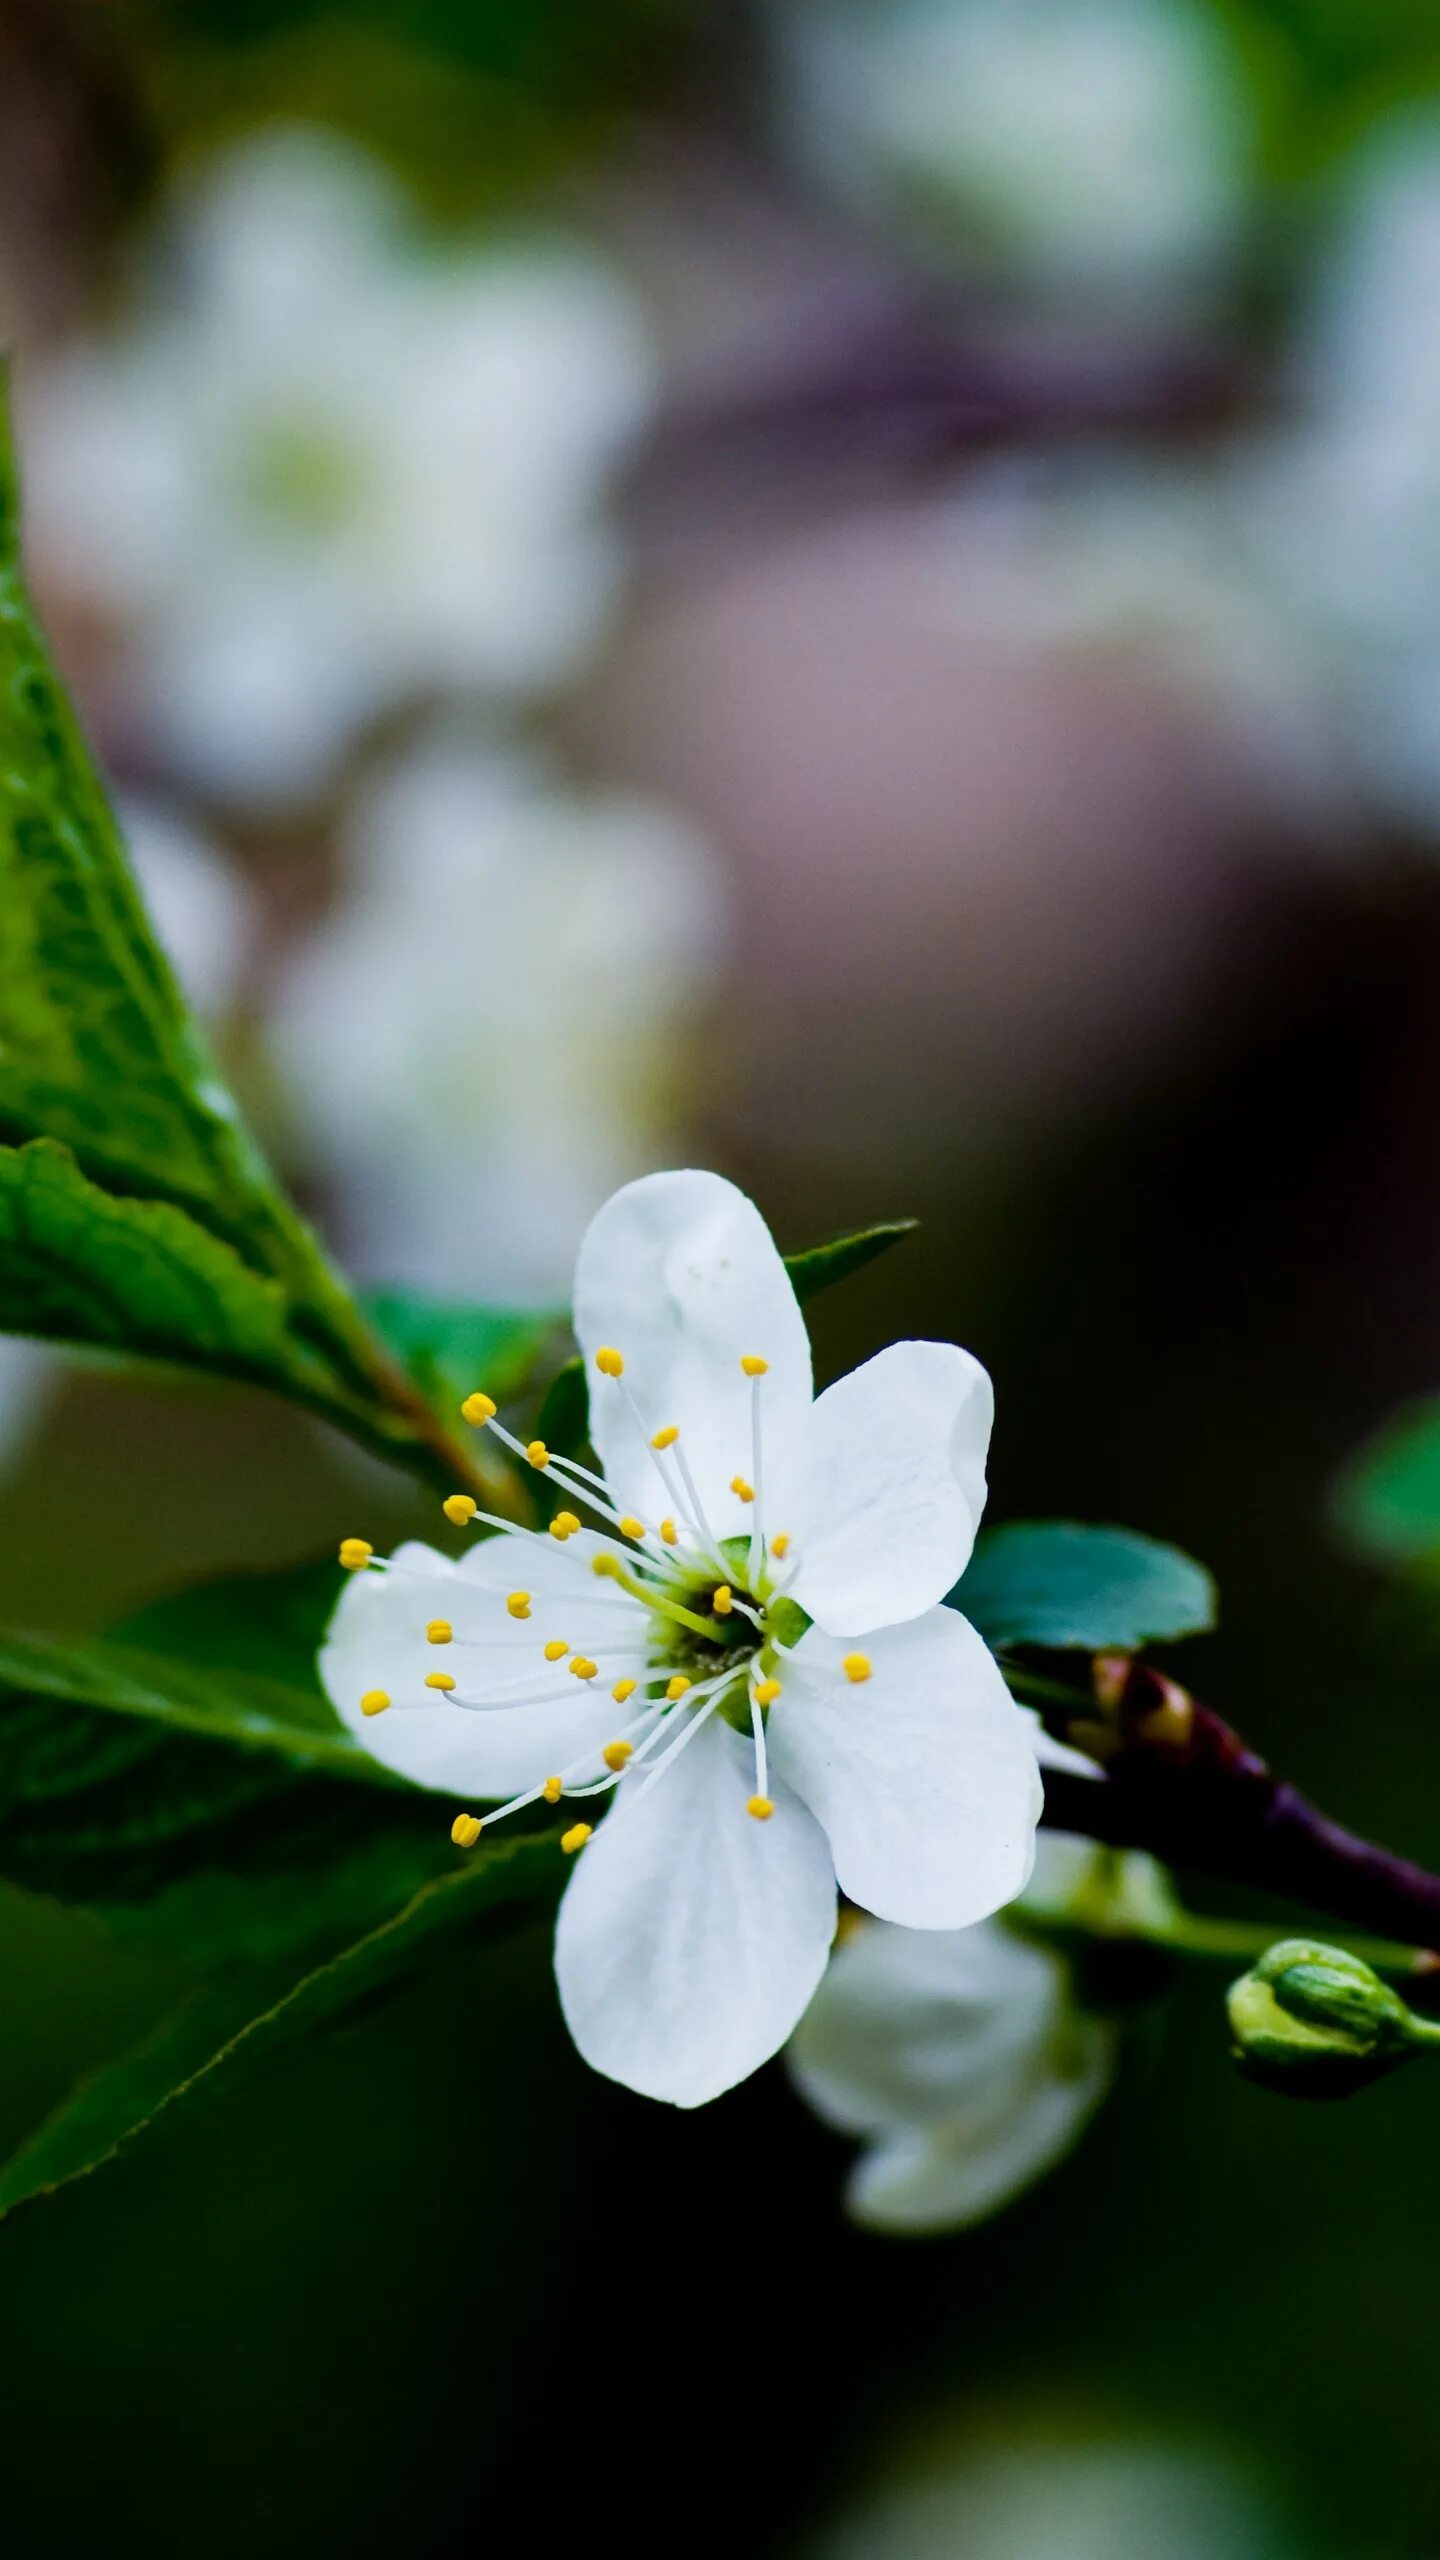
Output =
[{"x1": 322, "y1": 1168, "x2": 1044, "y2": 2106}]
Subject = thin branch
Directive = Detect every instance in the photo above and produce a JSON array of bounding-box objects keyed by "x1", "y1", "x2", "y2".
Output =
[{"x1": 1027, "y1": 1655, "x2": 1440, "y2": 1960}]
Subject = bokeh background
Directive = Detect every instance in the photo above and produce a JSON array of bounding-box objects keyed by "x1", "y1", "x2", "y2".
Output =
[{"x1": 6, "y1": 2, "x2": 1440, "y2": 2551}]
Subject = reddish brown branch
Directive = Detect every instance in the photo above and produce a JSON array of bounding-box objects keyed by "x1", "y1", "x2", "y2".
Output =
[{"x1": 1037, "y1": 1657, "x2": 1440, "y2": 1955}]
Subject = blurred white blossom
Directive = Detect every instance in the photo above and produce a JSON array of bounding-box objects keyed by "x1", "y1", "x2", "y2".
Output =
[
  {"x1": 270, "y1": 736, "x2": 727, "y2": 1302},
  {"x1": 22, "y1": 127, "x2": 655, "y2": 806},
  {"x1": 924, "y1": 452, "x2": 1345, "y2": 831},
  {"x1": 775, "y1": 0, "x2": 1249, "y2": 320},
  {"x1": 789, "y1": 1836, "x2": 1168, "y2": 2230},
  {"x1": 1243, "y1": 116, "x2": 1440, "y2": 839},
  {"x1": 810, "y1": 2430, "x2": 1312, "y2": 2560}
]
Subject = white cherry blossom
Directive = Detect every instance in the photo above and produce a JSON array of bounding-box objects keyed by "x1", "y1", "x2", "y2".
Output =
[
  {"x1": 322, "y1": 1167, "x2": 1043, "y2": 2106},
  {"x1": 788, "y1": 1834, "x2": 1127, "y2": 2228}
]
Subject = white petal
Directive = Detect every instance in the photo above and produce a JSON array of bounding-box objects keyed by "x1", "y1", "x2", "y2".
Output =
[
  {"x1": 554, "y1": 1712, "x2": 836, "y2": 2107},
  {"x1": 843, "y1": 2018, "x2": 1114, "y2": 2232},
  {"x1": 320, "y1": 1538, "x2": 647, "y2": 1798},
  {"x1": 572, "y1": 1169, "x2": 812, "y2": 1536},
  {"x1": 787, "y1": 1913, "x2": 1064, "y2": 2132},
  {"x1": 776, "y1": 1340, "x2": 993, "y2": 1635},
  {"x1": 1022, "y1": 1706, "x2": 1109, "y2": 1781},
  {"x1": 768, "y1": 1607, "x2": 1042, "y2": 1929}
]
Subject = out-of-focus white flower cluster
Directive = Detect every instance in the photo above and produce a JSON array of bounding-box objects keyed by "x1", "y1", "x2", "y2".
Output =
[
  {"x1": 774, "y1": 0, "x2": 1251, "y2": 325},
  {"x1": 777, "y1": 8, "x2": 1440, "y2": 857},
  {"x1": 15, "y1": 124, "x2": 730, "y2": 1371},
  {"x1": 23, "y1": 127, "x2": 656, "y2": 806},
  {"x1": 1243, "y1": 115, "x2": 1440, "y2": 842},
  {"x1": 808, "y1": 2426, "x2": 1312, "y2": 2560}
]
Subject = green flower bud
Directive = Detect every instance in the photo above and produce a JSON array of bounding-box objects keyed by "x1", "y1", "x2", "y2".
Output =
[{"x1": 1227, "y1": 1938, "x2": 1440, "y2": 2099}]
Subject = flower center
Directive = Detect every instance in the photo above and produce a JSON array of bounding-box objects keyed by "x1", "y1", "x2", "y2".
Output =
[{"x1": 343, "y1": 1347, "x2": 803, "y2": 1843}]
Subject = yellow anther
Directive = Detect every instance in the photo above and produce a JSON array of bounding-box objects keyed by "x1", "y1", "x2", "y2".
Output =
[
  {"x1": 544, "y1": 1639, "x2": 570, "y2": 1663},
  {"x1": 740, "y1": 1355, "x2": 769, "y2": 1377},
  {"x1": 842, "y1": 1653, "x2": 872, "y2": 1684},
  {"x1": 754, "y1": 1678, "x2": 782, "y2": 1706},
  {"x1": 550, "y1": 1511, "x2": 582, "y2": 1540},
  {"x1": 561, "y1": 1823, "x2": 593, "y2": 1855},
  {"x1": 602, "y1": 1740, "x2": 634, "y2": 1772},
  {"x1": 730, "y1": 1476, "x2": 755, "y2": 1502},
  {"x1": 770, "y1": 1532, "x2": 790, "y2": 1559},
  {"x1": 506, "y1": 1590, "x2": 532, "y2": 1620},
  {"x1": 570, "y1": 1656, "x2": 599, "y2": 1682},
  {"x1": 542, "y1": 1776, "x2": 564, "y2": 1804},
  {"x1": 595, "y1": 1347, "x2": 625, "y2": 1377},
  {"x1": 360, "y1": 1689, "x2": 391, "y2": 1718},
  {"x1": 425, "y1": 1671, "x2": 457, "y2": 1693},
  {"x1": 713, "y1": 1585, "x2": 734, "y2": 1616},
  {"x1": 612, "y1": 1677, "x2": 638, "y2": 1704},
  {"x1": 338, "y1": 1538, "x2": 372, "y2": 1571},
  {"x1": 747, "y1": 1795, "x2": 775, "y2": 1821},
  {"x1": 451, "y1": 1813, "x2": 482, "y2": 1849},
  {"x1": 591, "y1": 1552, "x2": 620, "y2": 1579},
  {"x1": 461, "y1": 1392, "x2": 496, "y2": 1425},
  {"x1": 442, "y1": 1494, "x2": 477, "y2": 1526},
  {"x1": 526, "y1": 1439, "x2": 550, "y2": 1470},
  {"x1": 619, "y1": 1515, "x2": 646, "y2": 1540},
  {"x1": 426, "y1": 1620, "x2": 453, "y2": 1646},
  {"x1": 666, "y1": 1674, "x2": 692, "y2": 1702},
  {"x1": 660, "y1": 1517, "x2": 678, "y2": 1545},
  {"x1": 651, "y1": 1424, "x2": 679, "y2": 1449}
]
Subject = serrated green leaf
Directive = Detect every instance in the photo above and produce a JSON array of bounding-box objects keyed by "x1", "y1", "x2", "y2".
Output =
[
  {"x1": 0, "y1": 1136, "x2": 357, "y2": 1405},
  {"x1": 533, "y1": 1220, "x2": 920, "y2": 1463},
  {"x1": 0, "y1": 394, "x2": 470, "y2": 1484},
  {"x1": 1332, "y1": 1397, "x2": 1440, "y2": 1565},
  {"x1": 784, "y1": 1219, "x2": 916, "y2": 1306},
  {"x1": 952, "y1": 1521, "x2": 1216, "y2": 1651},
  {"x1": 0, "y1": 1834, "x2": 559, "y2": 2220}
]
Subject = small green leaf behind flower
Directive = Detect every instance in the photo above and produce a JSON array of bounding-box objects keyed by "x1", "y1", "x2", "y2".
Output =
[
  {"x1": 363, "y1": 1290, "x2": 564, "y2": 1427},
  {"x1": 783, "y1": 1219, "x2": 916, "y2": 1307},
  {"x1": 952, "y1": 1521, "x2": 1216, "y2": 1652}
]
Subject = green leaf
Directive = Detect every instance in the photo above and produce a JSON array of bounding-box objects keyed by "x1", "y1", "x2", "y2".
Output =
[
  {"x1": 952, "y1": 1521, "x2": 1216, "y2": 1651},
  {"x1": 532, "y1": 1219, "x2": 920, "y2": 1463},
  {"x1": 0, "y1": 1137, "x2": 351, "y2": 1404},
  {"x1": 1332, "y1": 1398, "x2": 1440, "y2": 1565},
  {"x1": 364, "y1": 1289, "x2": 561, "y2": 1423},
  {"x1": 112, "y1": 1556, "x2": 345, "y2": 1692},
  {"x1": 0, "y1": 1835, "x2": 560, "y2": 2220},
  {"x1": 0, "y1": 395, "x2": 467, "y2": 1482},
  {"x1": 0, "y1": 1573, "x2": 488, "y2": 1966},
  {"x1": 784, "y1": 1220, "x2": 916, "y2": 1307},
  {"x1": 533, "y1": 1352, "x2": 593, "y2": 1463}
]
